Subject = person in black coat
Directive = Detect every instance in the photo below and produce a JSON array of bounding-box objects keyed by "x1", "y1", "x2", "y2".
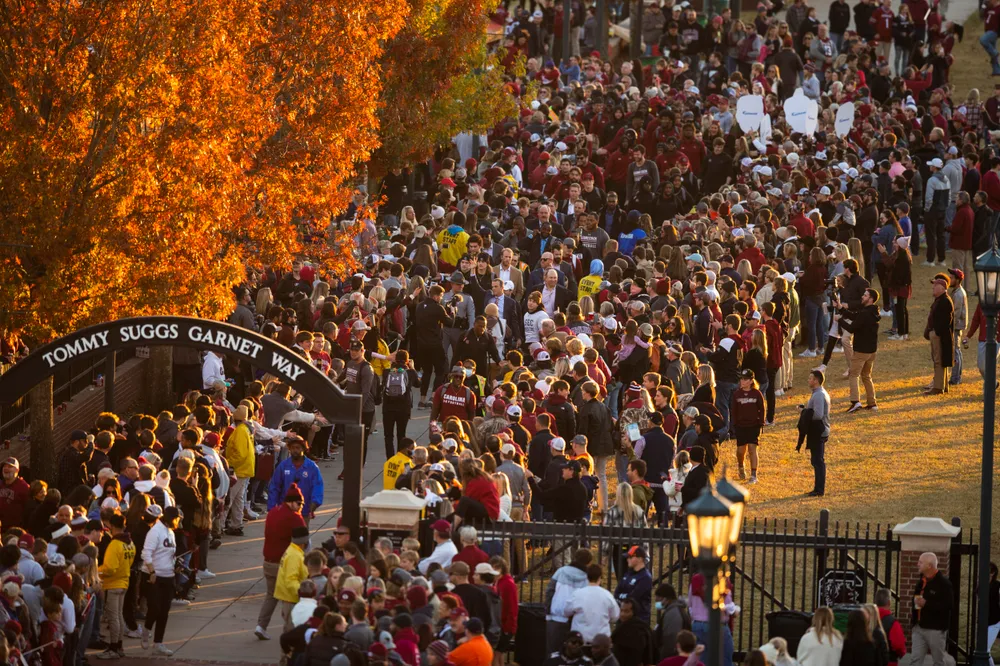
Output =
[
  {"x1": 611, "y1": 599, "x2": 656, "y2": 666},
  {"x1": 638, "y1": 413, "x2": 675, "y2": 526},
  {"x1": 680, "y1": 446, "x2": 711, "y2": 510},
  {"x1": 838, "y1": 610, "x2": 883, "y2": 666},
  {"x1": 924, "y1": 278, "x2": 954, "y2": 394},
  {"x1": 542, "y1": 381, "x2": 578, "y2": 441},
  {"x1": 534, "y1": 460, "x2": 589, "y2": 522}
]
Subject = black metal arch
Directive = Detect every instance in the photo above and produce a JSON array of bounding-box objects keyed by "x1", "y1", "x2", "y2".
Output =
[{"x1": 0, "y1": 316, "x2": 366, "y2": 534}]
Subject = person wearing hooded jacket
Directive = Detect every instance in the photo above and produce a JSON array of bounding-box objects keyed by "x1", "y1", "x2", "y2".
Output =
[
  {"x1": 544, "y1": 549, "x2": 593, "y2": 654},
  {"x1": 141, "y1": 505, "x2": 181, "y2": 656},
  {"x1": 837, "y1": 288, "x2": 882, "y2": 413},
  {"x1": 98, "y1": 512, "x2": 134, "y2": 659},
  {"x1": 224, "y1": 405, "x2": 255, "y2": 536},
  {"x1": 578, "y1": 259, "x2": 604, "y2": 301}
]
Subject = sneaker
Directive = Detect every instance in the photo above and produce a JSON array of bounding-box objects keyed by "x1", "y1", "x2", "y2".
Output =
[
  {"x1": 900, "y1": 334, "x2": 909, "y2": 341},
  {"x1": 153, "y1": 644, "x2": 174, "y2": 656},
  {"x1": 747, "y1": 475, "x2": 758, "y2": 485},
  {"x1": 737, "y1": 468, "x2": 747, "y2": 480},
  {"x1": 775, "y1": 389, "x2": 784, "y2": 397},
  {"x1": 922, "y1": 260, "x2": 935, "y2": 267},
  {"x1": 813, "y1": 363, "x2": 827, "y2": 373},
  {"x1": 798, "y1": 350, "x2": 817, "y2": 358},
  {"x1": 763, "y1": 420, "x2": 775, "y2": 427},
  {"x1": 125, "y1": 629, "x2": 142, "y2": 640},
  {"x1": 172, "y1": 598, "x2": 192, "y2": 607},
  {"x1": 245, "y1": 508, "x2": 259, "y2": 520},
  {"x1": 846, "y1": 401, "x2": 863, "y2": 413},
  {"x1": 832, "y1": 345, "x2": 844, "y2": 353},
  {"x1": 864, "y1": 404, "x2": 879, "y2": 412},
  {"x1": 255, "y1": 626, "x2": 271, "y2": 641},
  {"x1": 880, "y1": 309, "x2": 893, "y2": 317},
  {"x1": 140, "y1": 627, "x2": 150, "y2": 650},
  {"x1": 116, "y1": 647, "x2": 126, "y2": 658},
  {"x1": 96, "y1": 649, "x2": 119, "y2": 660},
  {"x1": 887, "y1": 334, "x2": 902, "y2": 341},
  {"x1": 224, "y1": 527, "x2": 244, "y2": 537},
  {"x1": 209, "y1": 538, "x2": 222, "y2": 549},
  {"x1": 197, "y1": 570, "x2": 217, "y2": 580}
]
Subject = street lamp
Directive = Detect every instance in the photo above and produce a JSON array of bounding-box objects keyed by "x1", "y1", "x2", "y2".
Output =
[
  {"x1": 972, "y1": 242, "x2": 1000, "y2": 666},
  {"x1": 687, "y1": 487, "x2": 734, "y2": 666},
  {"x1": 715, "y1": 473, "x2": 749, "y2": 548}
]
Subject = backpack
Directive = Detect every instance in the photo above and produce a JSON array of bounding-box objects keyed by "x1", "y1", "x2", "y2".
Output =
[{"x1": 385, "y1": 368, "x2": 408, "y2": 398}]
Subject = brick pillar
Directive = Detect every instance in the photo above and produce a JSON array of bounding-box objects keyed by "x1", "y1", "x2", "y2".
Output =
[
  {"x1": 146, "y1": 346, "x2": 173, "y2": 411},
  {"x1": 893, "y1": 517, "x2": 961, "y2": 649},
  {"x1": 28, "y1": 377, "x2": 55, "y2": 483}
]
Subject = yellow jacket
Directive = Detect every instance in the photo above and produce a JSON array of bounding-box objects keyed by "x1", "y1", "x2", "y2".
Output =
[
  {"x1": 274, "y1": 543, "x2": 307, "y2": 603},
  {"x1": 578, "y1": 275, "x2": 603, "y2": 300},
  {"x1": 383, "y1": 451, "x2": 412, "y2": 490},
  {"x1": 99, "y1": 536, "x2": 135, "y2": 590},
  {"x1": 226, "y1": 422, "x2": 255, "y2": 479},
  {"x1": 372, "y1": 339, "x2": 391, "y2": 377}
]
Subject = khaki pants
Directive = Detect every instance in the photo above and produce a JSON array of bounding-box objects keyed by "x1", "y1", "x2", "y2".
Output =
[
  {"x1": 930, "y1": 332, "x2": 951, "y2": 390},
  {"x1": 256, "y1": 561, "x2": 281, "y2": 630},
  {"x1": 105, "y1": 588, "x2": 125, "y2": 645},
  {"x1": 848, "y1": 351, "x2": 877, "y2": 405},
  {"x1": 841, "y1": 330, "x2": 854, "y2": 367},
  {"x1": 778, "y1": 327, "x2": 797, "y2": 389},
  {"x1": 279, "y1": 600, "x2": 296, "y2": 633},
  {"x1": 876, "y1": 40, "x2": 891, "y2": 63},
  {"x1": 952, "y1": 248, "x2": 970, "y2": 278},
  {"x1": 911, "y1": 625, "x2": 947, "y2": 666},
  {"x1": 226, "y1": 476, "x2": 249, "y2": 530}
]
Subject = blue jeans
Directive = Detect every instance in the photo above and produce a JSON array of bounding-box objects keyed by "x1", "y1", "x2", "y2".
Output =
[
  {"x1": 951, "y1": 331, "x2": 964, "y2": 384},
  {"x1": 804, "y1": 297, "x2": 828, "y2": 351},
  {"x1": 810, "y1": 437, "x2": 827, "y2": 494},
  {"x1": 982, "y1": 31, "x2": 1000, "y2": 66},
  {"x1": 692, "y1": 619, "x2": 735, "y2": 666},
  {"x1": 607, "y1": 381, "x2": 622, "y2": 419},
  {"x1": 894, "y1": 46, "x2": 910, "y2": 75},
  {"x1": 615, "y1": 453, "x2": 630, "y2": 483},
  {"x1": 715, "y1": 381, "x2": 737, "y2": 438}
]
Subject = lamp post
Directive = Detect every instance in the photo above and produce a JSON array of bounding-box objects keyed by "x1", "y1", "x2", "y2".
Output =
[
  {"x1": 687, "y1": 486, "x2": 734, "y2": 666},
  {"x1": 972, "y1": 242, "x2": 1000, "y2": 666}
]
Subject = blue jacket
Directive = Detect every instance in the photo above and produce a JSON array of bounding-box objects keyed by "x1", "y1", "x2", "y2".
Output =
[
  {"x1": 268, "y1": 457, "x2": 324, "y2": 511},
  {"x1": 615, "y1": 566, "x2": 654, "y2": 623}
]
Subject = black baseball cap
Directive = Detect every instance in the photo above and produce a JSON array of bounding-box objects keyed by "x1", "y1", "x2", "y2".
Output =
[{"x1": 740, "y1": 369, "x2": 756, "y2": 380}]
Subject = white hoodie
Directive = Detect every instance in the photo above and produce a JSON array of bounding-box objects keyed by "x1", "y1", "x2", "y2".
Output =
[{"x1": 142, "y1": 521, "x2": 177, "y2": 577}]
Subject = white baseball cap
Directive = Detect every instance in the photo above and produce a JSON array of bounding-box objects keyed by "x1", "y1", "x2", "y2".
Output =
[
  {"x1": 602, "y1": 316, "x2": 618, "y2": 332},
  {"x1": 506, "y1": 405, "x2": 522, "y2": 418},
  {"x1": 550, "y1": 437, "x2": 566, "y2": 451},
  {"x1": 442, "y1": 438, "x2": 458, "y2": 450}
]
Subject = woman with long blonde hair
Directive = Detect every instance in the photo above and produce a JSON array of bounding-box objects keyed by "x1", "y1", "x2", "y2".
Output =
[
  {"x1": 603, "y1": 482, "x2": 646, "y2": 576},
  {"x1": 255, "y1": 287, "x2": 273, "y2": 318},
  {"x1": 848, "y1": 237, "x2": 866, "y2": 279},
  {"x1": 796, "y1": 606, "x2": 843, "y2": 665}
]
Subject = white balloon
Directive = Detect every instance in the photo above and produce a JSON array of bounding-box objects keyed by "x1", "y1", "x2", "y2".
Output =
[
  {"x1": 783, "y1": 93, "x2": 809, "y2": 135},
  {"x1": 736, "y1": 95, "x2": 766, "y2": 134},
  {"x1": 835, "y1": 102, "x2": 856, "y2": 138},
  {"x1": 804, "y1": 99, "x2": 819, "y2": 137}
]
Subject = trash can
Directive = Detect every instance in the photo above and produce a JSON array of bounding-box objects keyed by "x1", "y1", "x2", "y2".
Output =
[
  {"x1": 515, "y1": 603, "x2": 547, "y2": 666},
  {"x1": 765, "y1": 610, "x2": 813, "y2": 657},
  {"x1": 832, "y1": 604, "x2": 864, "y2": 635}
]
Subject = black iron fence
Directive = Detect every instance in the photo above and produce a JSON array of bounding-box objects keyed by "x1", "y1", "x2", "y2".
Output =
[
  {"x1": 0, "y1": 349, "x2": 137, "y2": 443},
  {"x1": 475, "y1": 510, "x2": 980, "y2": 663}
]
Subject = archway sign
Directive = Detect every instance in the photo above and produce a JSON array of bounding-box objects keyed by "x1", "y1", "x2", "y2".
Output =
[{"x1": 0, "y1": 316, "x2": 366, "y2": 537}]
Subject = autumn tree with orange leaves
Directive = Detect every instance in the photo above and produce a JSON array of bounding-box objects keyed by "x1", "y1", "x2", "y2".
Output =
[
  {"x1": 0, "y1": 0, "x2": 411, "y2": 346},
  {"x1": 370, "y1": 0, "x2": 526, "y2": 179}
]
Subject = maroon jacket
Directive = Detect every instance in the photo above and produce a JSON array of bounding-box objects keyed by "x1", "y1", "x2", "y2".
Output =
[
  {"x1": 949, "y1": 203, "x2": 974, "y2": 250},
  {"x1": 0, "y1": 477, "x2": 30, "y2": 529},
  {"x1": 262, "y1": 503, "x2": 306, "y2": 563}
]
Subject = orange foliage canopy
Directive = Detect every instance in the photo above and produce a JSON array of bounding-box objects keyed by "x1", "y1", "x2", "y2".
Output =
[{"x1": 0, "y1": 0, "x2": 408, "y2": 345}]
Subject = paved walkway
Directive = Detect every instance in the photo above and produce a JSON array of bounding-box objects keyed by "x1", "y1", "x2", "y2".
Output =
[{"x1": 112, "y1": 411, "x2": 430, "y2": 663}]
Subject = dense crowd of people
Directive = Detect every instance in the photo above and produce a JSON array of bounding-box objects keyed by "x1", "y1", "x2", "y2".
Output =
[{"x1": 4, "y1": 0, "x2": 1000, "y2": 664}]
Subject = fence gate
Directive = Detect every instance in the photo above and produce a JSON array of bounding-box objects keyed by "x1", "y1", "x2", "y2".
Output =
[{"x1": 476, "y1": 510, "x2": 980, "y2": 663}]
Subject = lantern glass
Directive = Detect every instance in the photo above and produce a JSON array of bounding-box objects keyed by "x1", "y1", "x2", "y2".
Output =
[
  {"x1": 715, "y1": 475, "x2": 749, "y2": 546},
  {"x1": 685, "y1": 488, "x2": 733, "y2": 561},
  {"x1": 975, "y1": 245, "x2": 1000, "y2": 308}
]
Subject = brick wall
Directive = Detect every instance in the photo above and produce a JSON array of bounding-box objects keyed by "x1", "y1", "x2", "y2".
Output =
[
  {"x1": 897, "y1": 548, "x2": 951, "y2": 648},
  {"x1": 10, "y1": 358, "x2": 149, "y2": 476}
]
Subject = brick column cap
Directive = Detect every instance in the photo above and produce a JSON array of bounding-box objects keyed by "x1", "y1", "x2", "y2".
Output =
[{"x1": 893, "y1": 517, "x2": 960, "y2": 552}]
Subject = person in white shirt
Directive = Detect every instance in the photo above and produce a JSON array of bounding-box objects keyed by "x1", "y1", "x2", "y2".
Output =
[
  {"x1": 201, "y1": 351, "x2": 225, "y2": 390},
  {"x1": 418, "y1": 520, "x2": 459, "y2": 575},
  {"x1": 563, "y1": 563, "x2": 620, "y2": 643}
]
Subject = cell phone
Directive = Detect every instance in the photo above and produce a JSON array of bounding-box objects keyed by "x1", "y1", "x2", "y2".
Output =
[{"x1": 626, "y1": 423, "x2": 641, "y2": 442}]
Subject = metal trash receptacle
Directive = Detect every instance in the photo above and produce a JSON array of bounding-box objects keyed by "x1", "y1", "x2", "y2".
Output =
[
  {"x1": 766, "y1": 610, "x2": 814, "y2": 657},
  {"x1": 515, "y1": 603, "x2": 547, "y2": 666}
]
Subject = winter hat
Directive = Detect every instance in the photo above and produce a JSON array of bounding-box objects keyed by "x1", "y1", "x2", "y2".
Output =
[
  {"x1": 53, "y1": 572, "x2": 72, "y2": 594},
  {"x1": 285, "y1": 483, "x2": 305, "y2": 503},
  {"x1": 428, "y1": 641, "x2": 450, "y2": 663},
  {"x1": 406, "y1": 586, "x2": 428, "y2": 609},
  {"x1": 291, "y1": 526, "x2": 310, "y2": 546},
  {"x1": 896, "y1": 236, "x2": 910, "y2": 250}
]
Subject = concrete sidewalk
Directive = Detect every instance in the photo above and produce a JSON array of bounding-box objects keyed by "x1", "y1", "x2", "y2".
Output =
[{"x1": 114, "y1": 410, "x2": 430, "y2": 663}]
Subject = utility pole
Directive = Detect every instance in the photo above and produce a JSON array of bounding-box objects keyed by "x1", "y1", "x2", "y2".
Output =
[
  {"x1": 629, "y1": 0, "x2": 642, "y2": 59},
  {"x1": 562, "y1": 0, "x2": 572, "y2": 63},
  {"x1": 596, "y1": 0, "x2": 608, "y2": 58}
]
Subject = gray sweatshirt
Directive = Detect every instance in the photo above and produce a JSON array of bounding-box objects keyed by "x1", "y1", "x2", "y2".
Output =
[{"x1": 805, "y1": 386, "x2": 831, "y2": 438}]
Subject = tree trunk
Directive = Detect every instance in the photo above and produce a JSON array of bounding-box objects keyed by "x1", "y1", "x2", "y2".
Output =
[
  {"x1": 29, "y1": 377, "x2": 54, "y2": 483},
  {"x1": 146, "y1": 346, "x2": 173, "y2": 411}
]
